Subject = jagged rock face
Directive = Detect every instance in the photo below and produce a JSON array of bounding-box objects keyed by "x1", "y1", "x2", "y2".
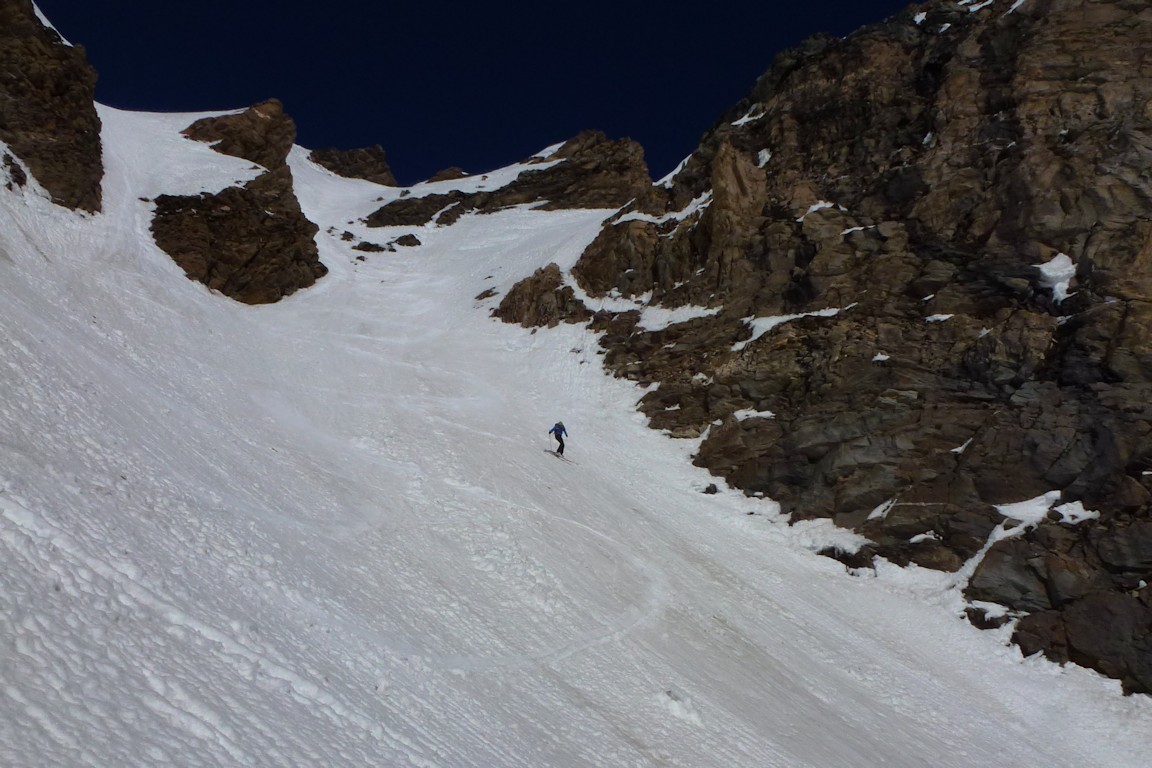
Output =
[
  {"x1": 0, "y1": 0, "x2": 102, "y2": 212},
  {"x1": 308, "y1": 145, "x2": 397, "y2": 186},
  {"x1": 501, "y1": 0, "x2": 1152, "y2": 693},
  {"x1": 150, "y1": 101, "x2": 326, "y2": 304},
  {"x1": 364, "y1": 130, "x2": 651, "y2": 228}
]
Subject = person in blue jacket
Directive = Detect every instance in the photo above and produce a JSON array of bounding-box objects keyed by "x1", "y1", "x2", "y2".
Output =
[{"x1": 549, "y1": 421, "x2": 567, "y2": 456}]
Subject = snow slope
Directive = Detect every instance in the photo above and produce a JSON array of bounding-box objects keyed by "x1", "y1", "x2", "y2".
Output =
[{"x1": 2, "y1": 106, "x2": 1151, "y2": 767}]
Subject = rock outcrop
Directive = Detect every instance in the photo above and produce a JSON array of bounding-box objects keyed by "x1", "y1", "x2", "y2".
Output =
[
  {"x1": 182, "y1": 99, "x2": 296, "y2": 171},
  {"x1": 0, "y1": 0, "x2": 103, "y2": 212},
  {"x1": 500, "y1": 0, "x2": 1152, "y2": 694},
  {"x1": 494, "y1": 263, "x2": 591, "y2": 328},
  {"x1": 151, "y1": 100, "x2": 326, "y2": 303},
  {"x1": 364, "y1": 130, "x2": 651, "y2": 228},
  {"x1": 308, "y1": 145, "x2": 397, "y2": 186}
]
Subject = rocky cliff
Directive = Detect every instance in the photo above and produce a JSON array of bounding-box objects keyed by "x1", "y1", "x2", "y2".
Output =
[
  {"x1": 150, "y1": 99, "x2": 327, "y2": 304},
  {"x1": 0, "y1": 0, "x2": 103, "y2": 212},
  {"x1": 500, "y1": 0, "x2": 1152, "y2": 694}
]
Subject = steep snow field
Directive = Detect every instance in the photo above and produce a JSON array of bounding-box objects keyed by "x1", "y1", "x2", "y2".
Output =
[{"x1": 2, "y1": 106, "x2": 1151, "y2": 767}]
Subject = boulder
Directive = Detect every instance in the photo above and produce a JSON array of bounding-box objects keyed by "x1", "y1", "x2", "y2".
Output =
[{"x1": 493, "y1": 263, "x2": 590, "y2": 328}]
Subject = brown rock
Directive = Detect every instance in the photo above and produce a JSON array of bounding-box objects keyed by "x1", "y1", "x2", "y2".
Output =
[
  {"x1": 152, "y1": 104, "x2": 327, "y2": 303},
  {"x1": 308, "y1": 145, "x2": 397, "y2": 186},
  {"x1": 524, "y1": 130, "x2": 652, "y2": 211},
  {"x1": 493, "y1": 263, "x2": 590, "y2": 328},
  {"x1": 151, "y1": 166, "x2": 326, "y2": 304},
  {"x1": 1061, "y1": 592, "x2": 1152, "y2": 695},
  {"x1": 0, "y1": 0, "x2": 102, "y2": 211},
  {"x1": 967, "y1": 538, "x2": 1052, "y2": 613},
  {"x1": 365, "y1": 131, "x2": 652, "y2": 229},
  {"x1": 364, "y1": 192, "x2": 466, "y2": 228},
  {"x1": 493, "y1": 0, "x2": 1152, "y2": 694},
  {"x1": 3, "y1": 152, "x2": 27, "y2": 189},
  {"x1": 1092, "y1": 521, "x2": 1152, "y2": 572},
  {"x1": 1013, "y1": 610, "x2": 1068, "y2": 659},
  {"x1": 183, "y1": 99, "x2": 296, "y2": 170},
  {"x1": 427, "y1": 167, "x2": 469, "y2": 183}
]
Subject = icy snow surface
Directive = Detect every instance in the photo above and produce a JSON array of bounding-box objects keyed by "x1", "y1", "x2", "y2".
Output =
[{"x1": 2, "y1": 106, "x2": 1152, "y2": 767}]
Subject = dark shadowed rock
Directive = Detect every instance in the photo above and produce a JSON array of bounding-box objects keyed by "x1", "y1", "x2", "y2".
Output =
[
  {"x1": 968, "y1": 538, "x2": 1053, "y2": 612},
  {"x1": 0, "y1": 0, "x2": 102, "y2": 212},
  {"x1": 309, "y1": 145, "x2": 397, "y2": 186},
  {"x1": 1060, "y1": 592, "x2": 1152, "y2": 695},
  {"x1": 1016, "y1": 591, "x2": 1152, "y2": 695}
]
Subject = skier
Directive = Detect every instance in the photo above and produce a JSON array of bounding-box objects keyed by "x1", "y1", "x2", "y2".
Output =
[{"x1": 549, "y1": 421, "x2": 567, "y2": 456}]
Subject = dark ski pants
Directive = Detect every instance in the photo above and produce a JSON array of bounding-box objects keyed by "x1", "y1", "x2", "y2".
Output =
[{"x1": 554, "y1": 435, "x2": 565, "y2": 455}]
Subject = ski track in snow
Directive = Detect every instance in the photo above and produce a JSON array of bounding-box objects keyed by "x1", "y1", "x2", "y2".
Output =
[{"x1": 1, "y1": 106, "x2": 1152, "y2": 766}]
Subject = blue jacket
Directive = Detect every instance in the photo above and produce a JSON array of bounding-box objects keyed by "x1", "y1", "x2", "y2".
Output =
[{"x1": 549, "y1": 423, "x2": 567, "y2": 438}]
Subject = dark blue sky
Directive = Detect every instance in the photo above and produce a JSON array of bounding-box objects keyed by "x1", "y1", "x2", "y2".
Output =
[{"x1": 35, "y1": 1, "x2": 917, "y2": 185}]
